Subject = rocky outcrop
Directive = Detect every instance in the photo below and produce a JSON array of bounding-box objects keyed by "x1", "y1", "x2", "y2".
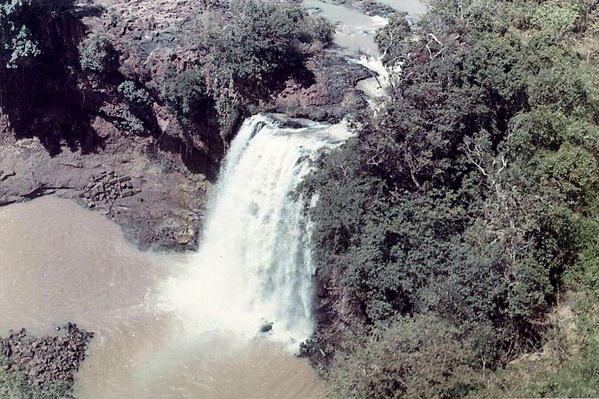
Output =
[
  {"x1": 274, "y1": 53, "x2": 373, "y2": 123},
  {"x1": 0, "y1": 0, "x2": 377, "y2": 253},
  {"x1": 0, "y1": 324, "x2": 94, "y2": 395},
  {"x1": 0, "y1": 134, "x2": 209, "y2": 251},
  {"x1": 315, "y1": 0, "x2": 398, "y2": 17}
]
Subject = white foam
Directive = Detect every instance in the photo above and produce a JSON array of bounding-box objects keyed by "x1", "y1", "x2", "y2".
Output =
[{"x1": 156, "y1": 115, "x2": 350, "y2": 351}]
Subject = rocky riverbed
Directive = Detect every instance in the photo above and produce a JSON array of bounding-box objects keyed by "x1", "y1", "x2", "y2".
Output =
[
  {"x1": 0, "y1": 135, "x2": 209, "y2": 252},
  {"x1": 0, "y1": 324, "x2": 94, "y2": 397}
]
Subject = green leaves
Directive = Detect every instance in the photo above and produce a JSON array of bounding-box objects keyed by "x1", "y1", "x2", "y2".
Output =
[
  {"x1": 0, "y1": 0, "x2": 39, "y2": 68},
  {"x1": 308, "y1": 1, "x2": 599, "y2": 397},
  {"x1": 117, "y1": 80, "x2": 153, "y2": 108},
  {"x1": 326, "y1": 315, "x2": 480, "y2": 399},
  {"x1": 160, "y1": 67, "x2": 210, "y2": 123},
  {"x1": 532, "y1": 0, "x2": 580, "y2": 38},
  {"x1": 78, "y1": 32, "x2": 116, "y2": 74},
  {"x1": 189, "y1": 0, "x2": 332, "y2": 127}
]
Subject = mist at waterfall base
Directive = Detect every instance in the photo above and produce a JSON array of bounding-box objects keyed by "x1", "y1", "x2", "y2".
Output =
[
  {"x1": 155, "y1": 115, "x2": 351, "y2": 350},
  {"x1": 0, "y1": 114, "x2": 350, "y2": 398}
]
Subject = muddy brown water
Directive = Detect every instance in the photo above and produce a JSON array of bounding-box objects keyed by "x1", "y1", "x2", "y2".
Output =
[{"x1": 0, "y1": 196, "x2": 323, "y2": 398}]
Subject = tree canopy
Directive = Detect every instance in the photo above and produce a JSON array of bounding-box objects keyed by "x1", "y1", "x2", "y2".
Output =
[{"x1": 302, "y1": 0, "x2": 599, "y2": 397}]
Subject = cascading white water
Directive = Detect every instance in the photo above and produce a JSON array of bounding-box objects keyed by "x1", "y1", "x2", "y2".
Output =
[{"x1": 158, "y1": 115, "x2": 351, "y2": 350}]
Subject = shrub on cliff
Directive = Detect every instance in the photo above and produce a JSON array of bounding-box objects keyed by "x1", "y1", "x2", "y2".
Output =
[
  {"x1": 1, "y1": 0, "x2": 41, "y2": 68},
  {"x1": 0, "y1": 0, "x2": 76, "y2": 68},
  {"x1": 160, "y1": 66, "x2": 212, "y2": 123},
  {"x1": 188, "y1": 0, "x2": 332, "y2": 127},
  {"x1": 0, "y1": 0, "x2": 108, "y2": 154},
  {"x1": 117, "y1": 80, "x2": 153, "y2": 108},
  {"x1": 79, "y1": 32, "x2": 118, "y2": 75}
]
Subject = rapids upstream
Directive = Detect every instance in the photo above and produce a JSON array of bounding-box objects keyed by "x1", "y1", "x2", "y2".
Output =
[
  {"x1": 0, "y1": 115, "x2": 350, "y2": 398},
  {"x1": 303, "y1": 0, "x2": 425, "y2": 102}
]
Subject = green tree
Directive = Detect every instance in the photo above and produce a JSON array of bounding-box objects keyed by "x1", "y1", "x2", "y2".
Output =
[
  {"x1": 326, "y1": 315, "x2": 480, "y2": 399},
  {"x1": 0, "y1": 0, "x2": 40, "y2": 68},
  {"x1": 189, "y1": 0, "x2": 332, "y2": 126},
  {"x1": 304, "y1": 1, "x2": 599, "y2": 397},
  {"x1": 0, "y1": 0, "x2": 74, "y2": 68}
]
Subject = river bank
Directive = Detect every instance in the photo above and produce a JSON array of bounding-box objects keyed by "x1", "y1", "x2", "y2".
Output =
[
  {"x1": 0, "y1": 196, "x2": 326, "y2": 398},
  {"x1": 0, "y1": 0, "x2": 425, "y2": 396},
  {"x1": 0, "y1": 0, "x2": 425, "y2": 252},
  {"x1": 1, "y1": 324, "x2": 94, "y2": 398}
]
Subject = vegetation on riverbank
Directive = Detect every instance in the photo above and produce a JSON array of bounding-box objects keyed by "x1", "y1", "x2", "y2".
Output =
[
  {"x1": 301, "y1": 0, "x2": 599, "y2": 397},
  {"x1": 4, "y1": 0, "x2": 599, "y2": 397},
  {"x1": 0, "y1": 0, "x2": 332, "y2": 157}
]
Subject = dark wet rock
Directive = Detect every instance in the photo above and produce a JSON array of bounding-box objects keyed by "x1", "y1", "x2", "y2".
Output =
[
  {"x1": 279, "y1": 119, "x2": 307, "y2": 129},
  {"x1": 296, "y1": 155, "x2": 310, "y2": 166},
  {"x1": 259, "y1": 322, "x2": 274, "y2": 333},
  {"x1": 266, "y1": 114, "x2": 309, "y2": 129},
  {"x1": 358, "y1": 0, "x2": 397, "y2": 17},
  {"x1": 317, "y1": 0, "x2": 398, "y2": 17}
]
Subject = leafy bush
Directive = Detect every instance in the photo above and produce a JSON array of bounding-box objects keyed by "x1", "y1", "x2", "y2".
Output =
[
  {"x1": 0, "y1": 0, "x2": 40, "y2": 68},
  {"x1": 160, "y1": 66, "x2": 210, "y2": 123},
  {"x1": 306, "y1": 0, "x2": 599, "y2": 397},
  {"x1": 79, "y1": 32, "x2": 117, "y2": 74},
  {"x1": 0, "y1": 0, "x2": 77, "y2": 68},
  {"x1": 532, "y1": 0, "x2": 580, "y2": 37},
  {"x1": 190, "y1": 0, "x2": 332, "y2": 126},
  {"x1": 117, "y1": 80, "x2": 153, "y2": 108},
  {"x1": 114, "y1": 115, "x2": 145, "y2": 135},
  {"x1": 326, "y1": 315, "x2": 480, "y2": 399}
]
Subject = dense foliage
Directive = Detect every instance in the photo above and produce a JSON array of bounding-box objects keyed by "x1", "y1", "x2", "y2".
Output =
[
  {"x1": 0, "y1": 0, "x2": 331, "y2": 164},
  {"x1": 0, "y1": 0, "x2": 74, "y2": 68},
  {"x1": 173, "y1": 0, "x2": 332, "y2": 129},
  {"x1": 0, "y1": 0, "x2": 109, "y2": 154},
  {"x1": 302, "y1": 0, "x2": 599, "y2": 397},
  {"x1": 78, "y1": 31, "x2": 117, "y2": 75}
]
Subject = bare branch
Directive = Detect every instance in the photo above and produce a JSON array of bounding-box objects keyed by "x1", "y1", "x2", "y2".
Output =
[{"x1": 427, "y1": 33, "x2": 442, "y2": 46}]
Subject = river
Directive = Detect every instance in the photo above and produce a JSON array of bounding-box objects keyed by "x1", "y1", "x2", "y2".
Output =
[
  {"x1": 0, "y1": 115, "x2": 351, "y2": 398},
  {"x1": 303, "y1": 0, "x2": 425, "y2": 102},
  {"x1": 0, "y1": 183, "x2": 324, "y2": 399},
  {"x1": 0, "y1": 1, "x2": 425, "y2": 397}
]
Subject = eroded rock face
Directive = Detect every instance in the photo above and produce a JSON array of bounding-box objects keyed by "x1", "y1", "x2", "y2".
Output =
[
  {"x1": 0, "y1": 324, "x2": 94, "y2": 394},
  {"x1": 0, "y1": 0, "x2": 377, "y2": 253},
  {"x1": 0, "y1": 137, "x2": 209, "y2": 252},
  {"x1": 275, "y1": 53, "x2": 373, "y2": 123}
]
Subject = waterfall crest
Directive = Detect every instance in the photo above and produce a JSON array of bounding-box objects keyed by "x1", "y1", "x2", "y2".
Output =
[{"x1": 158, "y1": 115, "x2": 351, "y2": 349}]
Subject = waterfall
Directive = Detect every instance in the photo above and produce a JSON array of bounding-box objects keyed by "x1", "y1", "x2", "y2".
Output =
[{"x1": 157, "y1": 115, "x2": 351, "y2": 350}]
